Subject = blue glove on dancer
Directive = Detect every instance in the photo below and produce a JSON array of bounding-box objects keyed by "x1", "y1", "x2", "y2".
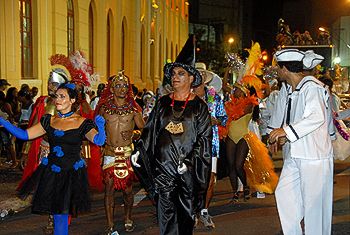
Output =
[
  {"x1": 0, "y1": 117, "x2": 28, "y2": 140},
  {"x1": 93, "y1": 115, "x2": 106, "y2": 146}
]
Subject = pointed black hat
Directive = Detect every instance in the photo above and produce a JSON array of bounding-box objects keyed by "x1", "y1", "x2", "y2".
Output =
[{"x1": 163, "y1": 34, "x2": 202, "y2": 87}]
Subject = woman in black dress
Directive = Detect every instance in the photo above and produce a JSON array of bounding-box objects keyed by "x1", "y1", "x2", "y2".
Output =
[{"x1": 0, "y1": 82, "x2": 106, "y2": 235}]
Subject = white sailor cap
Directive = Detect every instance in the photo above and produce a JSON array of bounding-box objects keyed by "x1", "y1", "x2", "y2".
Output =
[
  {"x1": 302, "y1": 50, "x2": 324, "y2": 70},
  {"x1": 274, "y1": 49, "x2": 305, "y2": 62}
]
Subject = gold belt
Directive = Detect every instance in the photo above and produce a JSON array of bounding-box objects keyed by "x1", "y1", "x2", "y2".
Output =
[
  {"x1": 103, "y1": 144, "x2": 134, "y2": 158},
  {"x1": 103, "y1": 144, "x2": 134, "y2": 175}
]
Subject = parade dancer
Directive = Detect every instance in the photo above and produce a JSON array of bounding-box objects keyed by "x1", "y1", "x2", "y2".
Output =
[
  {"x1": 193, "y1": 63, "x2": 227, "y2": 229},
  {"x1": 1, "y1": 82, "x2": 106, "y2": 235},
  {"x1": 222, "y1": 43, "x2": 278, "y2": 202},
  {"x1": 131, "y1": 35, "x2": 212, "y2": 235},
  {"x1": 18, "y1": 67, "x2": 68, "y2": 234},
  {"x1": 131, "y1": 36, "x2": 212, "y2": 235},
  {"x1": 96, "y1": 71, "x2": 144, "y2": 234},
  {"x1": 269, "y1": 49, "x2": 334, "y2": 235}
]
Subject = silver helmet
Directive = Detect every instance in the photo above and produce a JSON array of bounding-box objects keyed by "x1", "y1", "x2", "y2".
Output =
[{"x1": 48, "y1": 68, "x2": 68, "y2": 85}]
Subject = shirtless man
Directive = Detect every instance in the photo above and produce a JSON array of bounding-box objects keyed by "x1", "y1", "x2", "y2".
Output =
[{"x1": 97, "y1": 72, "x2": 144, "y2": 235}]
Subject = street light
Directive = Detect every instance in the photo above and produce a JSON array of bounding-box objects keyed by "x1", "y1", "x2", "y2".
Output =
[
  {"x1": 319, "y1": 27, "x2": 328, "y2": 33},
  {"x1": 228, "y1": 37, "x2": 235, "y2": 44},
  {"x1": 334, "y1": 57, "x2": 341, "y2": 64}
]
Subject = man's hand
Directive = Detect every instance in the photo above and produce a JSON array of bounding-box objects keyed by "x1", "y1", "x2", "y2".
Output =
[
  {"x1": 269, "y1": 128, "x2": 287, "y2": 143},
  {"x1": 131, "y1": 151, "x2": 141, "y2": 168},
  {"x1": 177, "y1": 163, "x2": 188, "y2": 174},
  {"x1": 278, "y1": 136, "x2": 287, "y2": 146},
  {"x1": 211, "y1": 117, "x2": 220, "y2": 126},
  {"x1": 268, "y1": 142, "x2": 278, "y2": 154},
  {"x1": 268, "y1": 128, "x2": 287, "y2": 154}
]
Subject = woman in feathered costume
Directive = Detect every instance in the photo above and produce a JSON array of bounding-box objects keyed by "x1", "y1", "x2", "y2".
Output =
[{"x1": 222, "y1": 42, "x2": 278, "y2": 202}]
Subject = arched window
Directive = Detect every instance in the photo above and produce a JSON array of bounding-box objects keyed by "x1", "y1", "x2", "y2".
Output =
[
  {"x1": 67, "y1": 0, "x2": 74, "y2": 54},
  {"x1": 89, "y1": 3, "x2": 94, "y2": 70},
  {"x1": 19, "y1": 0, "x2": 33, "y2": 78}
]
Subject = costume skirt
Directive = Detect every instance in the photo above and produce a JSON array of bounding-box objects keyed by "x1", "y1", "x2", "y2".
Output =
[{"x1": 18, "y1": 163, "x2": 90, "y2": 216}]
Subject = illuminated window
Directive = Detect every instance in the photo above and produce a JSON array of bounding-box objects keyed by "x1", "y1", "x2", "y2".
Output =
[
  {"x1": 67, "y1": 0, "x2": 74, "y2": 54},
  {"x1": 19, "y1": 0, "x2": 33, "y2": 78}
]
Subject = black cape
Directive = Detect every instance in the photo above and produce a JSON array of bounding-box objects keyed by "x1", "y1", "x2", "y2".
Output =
[{"x1": 133, "y1": 95, "x2": 212, "y2": 202}]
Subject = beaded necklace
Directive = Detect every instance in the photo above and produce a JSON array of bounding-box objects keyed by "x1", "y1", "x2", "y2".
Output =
[{"x1": 57, "y1": 111, "x2": 74, "y2": 118}]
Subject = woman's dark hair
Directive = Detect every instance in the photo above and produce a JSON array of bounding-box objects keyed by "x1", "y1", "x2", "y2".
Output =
[
  {"x1": 57, "y1": 83, "x2": 79, "y2": 111},
  {"x1": 278, "y1": 61, "x2": 303, "y2": 73},
  {"x1": 248, "y1": 86, "x2": 260, "y2": 122},
  {"x1": 319, "y1": 76, "x2": 333, "y2": 91},
  {"x1": 5, "y1": 87, "x2": 17, "y2": 102}
]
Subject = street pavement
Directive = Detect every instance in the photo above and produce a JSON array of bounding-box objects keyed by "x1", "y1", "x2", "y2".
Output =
[{"x1": 0, "y1": 156, "x2": 349, "y2": 235}]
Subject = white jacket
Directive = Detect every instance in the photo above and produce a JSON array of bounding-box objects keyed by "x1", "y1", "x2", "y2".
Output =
[{"x1": 268, "y1": 76, "x2": 334, "y2": 160}]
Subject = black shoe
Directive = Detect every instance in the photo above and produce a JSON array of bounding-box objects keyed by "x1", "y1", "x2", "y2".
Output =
[
  {"x1": 231, "y1": 192, "x2": 239, "y2": 203},
  {"x1": 243, "y1": 187, "x2": 250, "y2": 201}
]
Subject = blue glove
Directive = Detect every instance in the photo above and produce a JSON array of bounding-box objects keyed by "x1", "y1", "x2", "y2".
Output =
[
  {"x1": 93, "y1": 115, "x2": 106, "y2": 146},
  {"x1": 0, "y1": 117, "x2": 29, "y2": 140}
]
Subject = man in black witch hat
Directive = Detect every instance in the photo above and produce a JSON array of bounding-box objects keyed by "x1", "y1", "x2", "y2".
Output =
[{"x1": 131, "y1": 35, "x2": 212, "y2": 235}]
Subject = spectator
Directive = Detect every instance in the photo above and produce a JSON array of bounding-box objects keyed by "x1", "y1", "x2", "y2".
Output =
[
  {"x1": 31, "y1": 86, "x2": 39, "y2": 102},
  {"x1": 90, "y1": 83, "x2": 105, "y2": 110}
]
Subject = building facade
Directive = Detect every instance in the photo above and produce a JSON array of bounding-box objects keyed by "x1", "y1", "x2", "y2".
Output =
[{"x1": 0, "y1": 0, "x2": 189, "y2": 94}]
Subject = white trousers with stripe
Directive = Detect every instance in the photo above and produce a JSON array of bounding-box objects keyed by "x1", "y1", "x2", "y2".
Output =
[{"x1": 275, "y1": 157, "x2": 333, "y2": 235}]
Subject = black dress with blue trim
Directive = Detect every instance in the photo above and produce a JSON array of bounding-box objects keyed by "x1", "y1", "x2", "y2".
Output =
[{"x1": 18, "y1": 114, "x2": 96, "y2": 216}]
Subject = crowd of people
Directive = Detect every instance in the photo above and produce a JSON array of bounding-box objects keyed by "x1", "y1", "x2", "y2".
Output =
[
  {"x1": 0, "y1": 37, "x2": 345, "y2": 235},
  {"x1": 0, "y1": 79, "x2": 38, "y2": 169}
]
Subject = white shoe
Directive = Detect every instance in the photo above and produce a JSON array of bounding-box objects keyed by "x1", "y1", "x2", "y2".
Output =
[
  {"x1": 199, "y1": 211, "x2": 215, "y2": 229},
  {"x1": 257, "y1": 192, "x2": 265, "y2": 199}
]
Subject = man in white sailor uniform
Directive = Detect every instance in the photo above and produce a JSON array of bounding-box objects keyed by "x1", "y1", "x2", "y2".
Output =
[{"x1": 268, "y1": 49, "x2": 334, "y2": 235}]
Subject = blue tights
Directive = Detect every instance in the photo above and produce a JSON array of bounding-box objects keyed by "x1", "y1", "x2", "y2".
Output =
[{"x1": 53, "y1": 214, "x2": 68, "y2": 235}]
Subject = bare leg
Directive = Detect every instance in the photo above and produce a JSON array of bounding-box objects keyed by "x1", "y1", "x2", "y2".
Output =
[
  {"x1": 199, "y1": 172, "x2": 216, "y2": 228},
  {"x1": 123, "y1": 184, "x2": 135, "y2": 232},
  {"x1": 226, "y1": 138, "x2": 238, "y2": 193},
  {"x1": 9, "y1": 143, "x2": 17, "y2": 168},
  {"x1": 104, "y1": 178, "x2": 115, "y2": 229},
  {"x1": 235, "y1": 139, "x2": 250, "y2": 200},
  {"x1": 205, "y1": 173, "x2": 216, "y2": 208}
]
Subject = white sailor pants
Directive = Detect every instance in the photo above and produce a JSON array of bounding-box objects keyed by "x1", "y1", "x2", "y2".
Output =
[{"x1": 275, "y1": 157, "x2": 333, "y2": 235}]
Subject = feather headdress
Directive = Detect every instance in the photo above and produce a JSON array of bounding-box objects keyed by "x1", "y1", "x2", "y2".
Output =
[
  {"x1": 227, "y1": 42, "x2": 265, "y2": 98},
  {"x1": 49, "y1": 50, "x2": 99, "y2": 88}
]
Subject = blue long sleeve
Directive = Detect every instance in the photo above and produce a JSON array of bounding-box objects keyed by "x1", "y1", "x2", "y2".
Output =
[
  {"x1": 0, "y1": 117, "x2": 29, "y2": 140},
  {"x1": 93, "y1": 115, "x2": 106, "y2": 146}
]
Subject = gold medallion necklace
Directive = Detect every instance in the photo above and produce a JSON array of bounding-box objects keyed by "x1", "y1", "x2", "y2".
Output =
[{"x1": 165, "y1": 93, "x2": 191, "y2": 135}]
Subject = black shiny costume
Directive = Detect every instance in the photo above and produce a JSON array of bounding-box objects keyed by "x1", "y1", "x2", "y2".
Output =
[{"x1": 134, "y1": 95, "x2": 212, "y2": 235}]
